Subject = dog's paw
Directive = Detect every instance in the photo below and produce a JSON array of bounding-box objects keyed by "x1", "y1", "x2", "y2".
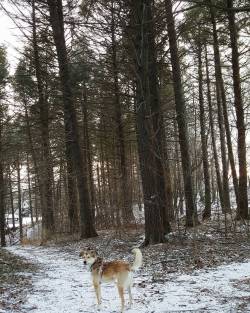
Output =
[{"x1": 96, "y1": 303, "x2": 102, "y2": 311}]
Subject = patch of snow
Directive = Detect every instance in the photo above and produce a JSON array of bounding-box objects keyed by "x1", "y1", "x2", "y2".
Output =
[
  {"x1": 152, "y1": 262, "x2": 250, "y2": 312},
  {"x1": 5, "y1": 246, "x2": 250, "y2": 313}
]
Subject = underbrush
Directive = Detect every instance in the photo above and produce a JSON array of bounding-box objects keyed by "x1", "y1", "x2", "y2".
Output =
[{"x1": 0, "y1": 249, "x2": 37, "y2": 312}]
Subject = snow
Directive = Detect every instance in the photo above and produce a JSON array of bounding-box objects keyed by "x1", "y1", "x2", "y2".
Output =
[
  {"x1": 4, "y1": 245, "x2": 250, "y2": 313},
  {"x1": 152, "y1": 262, "x2": 250, "y2": 312}
]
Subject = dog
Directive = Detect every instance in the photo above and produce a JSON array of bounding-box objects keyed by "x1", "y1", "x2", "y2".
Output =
[{"x1": 79, "y1": 247, "x2": 142, "y2": 312}]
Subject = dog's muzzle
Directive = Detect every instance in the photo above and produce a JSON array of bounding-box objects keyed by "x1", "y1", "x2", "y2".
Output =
[{"x1": 84, "y1": 261, "x2": 87, "y2": 265}]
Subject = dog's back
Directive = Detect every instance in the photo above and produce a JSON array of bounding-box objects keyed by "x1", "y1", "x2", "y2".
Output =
[{"x1": 96, "y1": 260, "x2": 130, "y2": 282}]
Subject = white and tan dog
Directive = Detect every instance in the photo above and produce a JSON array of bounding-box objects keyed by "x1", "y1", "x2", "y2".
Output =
[{"x1": 79, "y1": 247, "x2": 142, "y2": 312}]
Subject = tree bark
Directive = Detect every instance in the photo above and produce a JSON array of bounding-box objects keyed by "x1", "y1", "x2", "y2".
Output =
[
  {"x1": 0, "y1": 122, "x2": 5, "y2": 246},
  {"x1": 16, "y1": 158, "x2": 23, "y2": 242},
  {"x1": 46, "y1": 0, "x2": 97, "y2": 238},
  {"x1": 227, "y1": 0, "x2": 249, "y2": 219},
  {"x1": 210, "y1": 2, "x2": 234, "y2": 212},
  {"x1": 80, "y1": 86, "x2": 96, "y2": 222},
  {"x1": 66, "y1": 152, "x2": 79, "y2": 233},
  {"x1": 26, "y1": 154, "x2": 34, "y2": 227},
  {"x1": 197, "y1": 41, "x2": 211, "y2": 219},
  {"x1": 165, "y1": 0, "x2": 197, "y2": 226},
  {"x1": 8, "y1": 166, "x2": 16, "y2": 230},
  {"x1": 131, "y1": 0, "x2": 171, "y2": 245},
  {"x1": 205, "y1": 45, "x2": 225, "y2": 212},
  {"x1": 32, "y1": 0, "x2": 55, "y2": 237},
  {"x1": 110, "y1": 2, "x2": 134, "y2": 222}
]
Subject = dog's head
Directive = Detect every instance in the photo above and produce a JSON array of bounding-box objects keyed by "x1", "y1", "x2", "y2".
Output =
[{"x1": 79, "y1": 248, "x2": 98, "y2": 266}]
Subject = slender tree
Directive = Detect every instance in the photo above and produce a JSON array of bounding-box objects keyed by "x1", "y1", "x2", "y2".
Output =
[
  {"x1": 205, "y1": 45, "x2": 225, "y2": 212},
  {"x1": 227, "y1": 0, "x2": 249, "y2": 219},
  {"x1": 0, "y1": 46, "x2": 8, "y2": 247},
  {"x1": 0, "y1": 127, "x2": 5, "y2": 247},
  {"x1": 165, "y1": 0, "x2": 198, "y2": 226},
  {"x1": 32, "y1": 0, "x2": 55, "y2": 238},
  {"x1": 46, "y1": 0, "x2": 97, "y2": 238},
  {"x1": 197, "y1": 40, "x2": 212, "y2": 219},
  {"x1": 210, "y1": 2, "x2": 233, "y2": 212}
]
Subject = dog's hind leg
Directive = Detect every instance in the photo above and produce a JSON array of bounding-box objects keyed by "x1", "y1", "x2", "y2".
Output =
[{"x1": 117, "y1": 285, "x2": 125, "y2": 313}]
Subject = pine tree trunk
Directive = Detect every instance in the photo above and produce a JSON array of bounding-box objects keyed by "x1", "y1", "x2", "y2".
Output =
[
  {"x1": 67, "y1": 154, "x2": 79, "y2": 233},
  {"x1": 110, "y1": 3, "x2": 134, "y2": 222},
  {"x1": 163, "y1": 138, "x2": 174, "y2": 220},
  {"x1": 197, "y1": 41, "x2": 211, "y2": 219},
  {"x1": 16, "y1": 158, "x2": 23, "y2": 242},
  {"x1": 80, "y1": 86, "x2": 96, "y2": 222},
  {"x1": 210, "y1": 3, "x2": 234, "y2": 212},
  {"x1": 227, "y1": 0, "x2": 249, "y2": 219},
  {"x1": 26, "y1": 155, "x2": 34, "y2": 227},
  {"x1": 165, "y1": 0, "x2": 197, "y2": 226},
  {"x1": 132, "y1": 0, "x2": 171, "y2": 244},
  {"x1": 32, "y1": 0, "x2": 54, "y2": 238},
  {"x1": 23, "y1": 98, "x2": 44, "y2": 217},
  {"x1": 205, "y1": 45, "x2": 225, "y2": 212},
  {"x1": 8, "y1": 167, "x2": 16, "y2": 230},
  {"x1": 96, "y1": 164, "x2": 101, "y2": 222},
  {"x1": 34, "y1": 178, "x2": 39, "y2": 223},
  {"x1": 0, "y1": 123, "x2": 5, "y2": 246},
  {"x1": 47, "y1": 0, "x2": 97, "y2": 238},
  {"x1": 147, "y1": 0, "x2": 171, "y2": 233}
]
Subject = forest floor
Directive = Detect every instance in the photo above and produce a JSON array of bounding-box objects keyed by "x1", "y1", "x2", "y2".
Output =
[{"x1": 1, "y1": 222, "x2": 250, "y2": 313}]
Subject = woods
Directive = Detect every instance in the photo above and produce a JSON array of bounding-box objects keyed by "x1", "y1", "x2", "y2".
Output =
[{"x1": 0, "y1": 0, "x2": 250, "y2": 247}]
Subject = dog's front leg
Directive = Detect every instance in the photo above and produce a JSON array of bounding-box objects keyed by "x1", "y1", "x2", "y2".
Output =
[{"x1": 93, "y1": 283, "x2": 101, "y2": 307}]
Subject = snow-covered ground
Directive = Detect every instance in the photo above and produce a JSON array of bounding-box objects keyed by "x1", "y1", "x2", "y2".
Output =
[{"x1": 4, "y1": 245, "x2": 250, "y2": 313}]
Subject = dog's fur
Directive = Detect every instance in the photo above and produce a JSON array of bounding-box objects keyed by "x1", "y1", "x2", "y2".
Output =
[{"x1": 79, "y1": 247, "x2": 142, "y2": 312}]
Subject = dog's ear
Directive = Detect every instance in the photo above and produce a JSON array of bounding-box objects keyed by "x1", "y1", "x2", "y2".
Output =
[
  {"x1": 79, "y1": 251, "x2": 83, "y2": 257},
  {"x1": 90, "y1": 249, "x2": 98, "y2": 257},
  {"x1": 87, "y1": 247, "x2": 97, "y2": 254}
]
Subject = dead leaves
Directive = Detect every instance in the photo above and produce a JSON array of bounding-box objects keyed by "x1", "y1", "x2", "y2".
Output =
[{"x1": 0, "y1": 249, "x2": 37, "y2": 312}]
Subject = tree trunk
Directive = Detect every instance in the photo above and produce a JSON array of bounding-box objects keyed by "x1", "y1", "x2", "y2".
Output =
[
  {"x1": 147, "y1": 6, "x2": 171, "y2": 233},
  {"x1": 210, "y1": 3, "x2": 233, "y2": 212},
  {"x1": 23, "y1": 97, "x2": 43, "y2": 207},
  {"x1": 205, "y1": 45, "x2": 225, "y2": 212},
  {"x1": 0, "y1": 122, "x2": 5, "y2": 246},
  {"x1": 163, "y1": 136, "x2": 174, "y2": 220},
  {"x1": 227, "y1": 0, "x2": 249, "y2": 219},
  {"x1": 165, "y1": 0, "x2": 197, "y2": 226},
  {"x1": 47, "y1": 0, "x2": 97, "y2": 238},
  {"x1": 16, "y1": 158, "x2": 23, "y2": 242},
  {"x1": 26, "y1": 154, "x2": 34, "y2": 227},
  {"x1": 8, "y1": 166, "x2": 16, "y2": 230},
  {"x1": 66, "y1": 153, "x2": 79, "y2": 233},
  {"x1": 197, "y1": 41, "x2": 211, "y2": 219},
  {"x1": 80, "y1": 86, "x2": 96, "y2": 221},
  {"x1": 131, "y1": 0, "x2": 171, "y2": 245},
  {"x1": 32, "y1": 0, "x2": 54, "y2": 239},
  {"x1": 110, "y1": 2, "x2": 134, "y2": 222}
]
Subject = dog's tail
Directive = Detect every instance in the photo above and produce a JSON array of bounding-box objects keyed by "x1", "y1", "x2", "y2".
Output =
[{"x1": 130, "y1": 248, "x2": 142, "y2": 271}]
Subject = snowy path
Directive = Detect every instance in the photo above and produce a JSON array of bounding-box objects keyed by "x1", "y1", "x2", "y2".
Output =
[{"x1": 5, "y1": 246, "x2": 250, "y2": 313}]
